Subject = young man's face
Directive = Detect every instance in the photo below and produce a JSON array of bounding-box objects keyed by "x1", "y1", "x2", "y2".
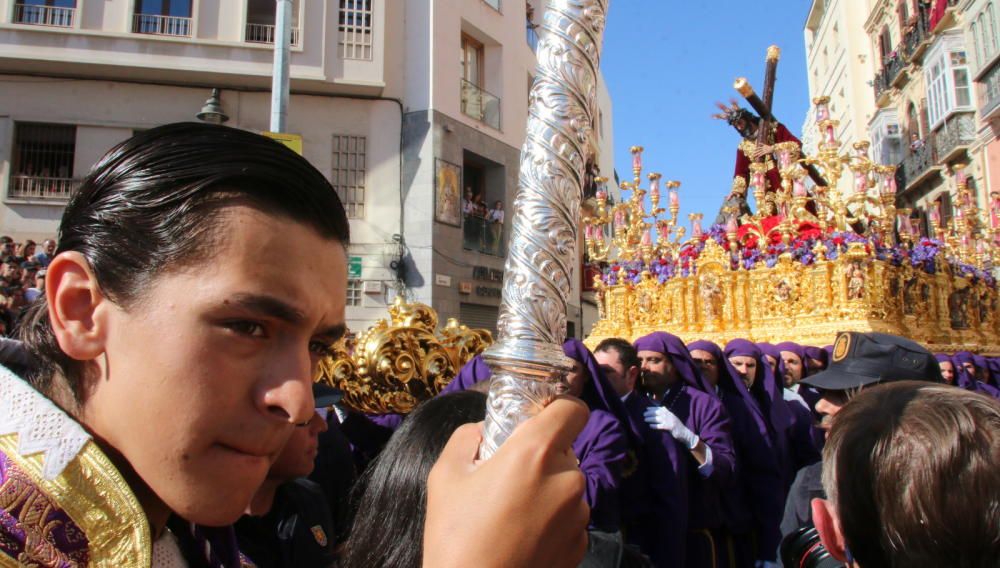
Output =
[
  {"x1": 44, "y1": 240, "x2": 56, "y2": 255},
  {"x1": 268, "y1": 409, "x2": 328, "y2": 481},
  {"x1": 594, "y1": 349, "x2": 636, "y2": 398},
  {"x1": 563, "y1": 359, "x2": 588, "y2": 398},
  {"x1": 79, "y1": 205, "x2": 347, "y2": 526},
  {"x1": 781, "y1": 351, "x2": 804, "y2": 388}
]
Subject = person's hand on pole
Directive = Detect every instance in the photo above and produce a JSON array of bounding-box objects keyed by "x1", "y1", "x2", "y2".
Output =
[{"x1": 424, "y1": 397, "x2": 591, "y2": 568}]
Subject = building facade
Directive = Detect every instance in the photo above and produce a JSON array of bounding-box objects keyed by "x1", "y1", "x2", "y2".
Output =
[
  {"x1": 804, "y1": 0, "x2": 881, "y2": 195},
  {"x1": 961, "y1": 0, "x2": 1000, "y2": 210},
  {"x1": 864, "y1": 0, "x2": 987, "y2": 233},
  {"x1": 0, "y1": 0, "x2": 613, "y2": 338}
]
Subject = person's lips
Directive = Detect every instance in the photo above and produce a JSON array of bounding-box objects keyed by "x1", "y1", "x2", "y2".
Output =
[{"x1": 216, "y1": 442, "x2": 276, "y2": 463}]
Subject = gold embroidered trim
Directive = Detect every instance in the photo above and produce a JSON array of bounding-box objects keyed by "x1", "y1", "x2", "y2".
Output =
[{"x1": 0, "y1": 435, "x2": 151, "y2": 567}]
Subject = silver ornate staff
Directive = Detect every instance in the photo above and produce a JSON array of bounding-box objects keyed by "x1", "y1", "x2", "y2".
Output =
[{"x1": 479, "y1": 0, "x2": 610, "y2": 459}]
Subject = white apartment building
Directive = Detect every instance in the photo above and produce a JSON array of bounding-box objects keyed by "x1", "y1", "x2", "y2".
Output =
[
  {"x1": 0, "y1": 0, "x2": 614, "y2": 338},
  {"x1": 804, "y1": 0, "x2": 881, "y2": 195}
]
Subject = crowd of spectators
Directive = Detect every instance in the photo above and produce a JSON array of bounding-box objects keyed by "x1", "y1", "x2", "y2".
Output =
[{"x1": 0, "y1": 236, "x2": 55, "y2": 336}]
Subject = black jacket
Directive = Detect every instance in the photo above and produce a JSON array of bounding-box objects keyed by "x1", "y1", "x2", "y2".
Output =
[{"x1": 235, "y1": 479, "x2": 336, "y2": 568}]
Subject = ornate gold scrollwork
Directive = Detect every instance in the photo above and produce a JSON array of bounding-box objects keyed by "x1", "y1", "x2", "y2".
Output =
[{"x1": 315, "y1": 298, "x2": 493, "y2": 414}]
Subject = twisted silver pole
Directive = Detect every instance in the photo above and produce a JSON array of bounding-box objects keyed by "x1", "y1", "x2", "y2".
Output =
[{"x1": 479, "y1": 0, "x2": 609, "y2": 459}]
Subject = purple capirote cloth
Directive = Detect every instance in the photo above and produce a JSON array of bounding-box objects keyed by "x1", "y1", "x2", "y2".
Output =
[
  {"x1": 987, "y1": 358, "x2": 1000, "y2": 387},
  {"x1": 940, "y1": 352, "x2": 1000, "y2": 399},
  {"x1": 442, "y1": 354, "x2": 491, "y2": 394},
  {"x1": 803, "y1": 345, "x2": 829, "y2": 369},
  {"x1": 687, "y1": 340, "x2": 723, "y2": 364},
  {"x1": 634, "y1": 332, "x2": 715, "y2": 394}
]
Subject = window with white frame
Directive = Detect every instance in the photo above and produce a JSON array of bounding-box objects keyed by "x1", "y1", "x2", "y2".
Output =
[
  {"x1": 346, "y1": 279, "x2": 362, "y2": 306},
  {"x1": 987, "y1": 3, "x2": 998, "y2": 57},
  {"x1": 925, "y1": 38, "x2": 973, "y2": 127},
  {"x1": 339, "y1": 0, "x2": 373, "y2": 60},
  {"x1": 332, "y1": 135, "x2": 367, "y2": 219}
]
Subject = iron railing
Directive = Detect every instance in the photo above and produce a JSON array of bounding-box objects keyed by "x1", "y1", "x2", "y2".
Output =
[
  {"x1": 902, "y1": 9, "x2": 931, "y2": 62},
  {"x1": 461, "y1": 78, "x2": 502, "y2": 130},
  {"x1": 7, "y1": 176, "x2": 79, "y2": 202},
  {"x1": 245, "y1": 22, "x2": 301, "y2": 46},
  {"x1": 933, "y1": 111, "x2": 975, "y2": 162},
  {"x1": 463, "y1": 213, "x2": 506, "y2": 257},
  {"x1": 899, "y1": 143, "x2": 937, "y2": 191},
  {"x1": 13, "y1": 3, "x2": 74, "y2": 27},
  {"x1": 132, "y1": 13, "x2": 192, "y2": 37}
]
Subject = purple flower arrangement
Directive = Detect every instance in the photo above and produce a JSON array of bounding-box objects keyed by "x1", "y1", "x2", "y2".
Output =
[{"x1": 599, "y1": 229, "x2": 995, "y2": 289}]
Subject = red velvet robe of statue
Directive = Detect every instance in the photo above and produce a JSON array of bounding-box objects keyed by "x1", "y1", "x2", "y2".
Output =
[{"x1": 733, "y1": 123, "x2": 801, "y2": 194}]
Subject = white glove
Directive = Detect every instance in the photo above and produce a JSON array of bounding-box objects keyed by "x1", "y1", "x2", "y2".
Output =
[{"x1": 643, "y1": 406, "x2": 699, "y2": 449}]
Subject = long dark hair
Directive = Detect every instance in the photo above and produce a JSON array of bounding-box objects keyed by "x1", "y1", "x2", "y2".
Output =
[
  {"x1": 18, "y1": 122, "x2": 349, "y2": 400},
  {"x1": 342, "y1": 391, "x2": 487, "y2": 568}
]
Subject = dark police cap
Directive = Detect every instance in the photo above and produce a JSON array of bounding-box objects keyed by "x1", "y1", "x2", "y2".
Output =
[
  {"x1": 800, "y1": 332, "x2": 942, "y2": 391},
  {"x1": 312, "y1": 382, "x2": 342, "y2": 407}
]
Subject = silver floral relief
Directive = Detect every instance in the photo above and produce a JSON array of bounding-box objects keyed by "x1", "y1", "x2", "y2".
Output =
[{"x1": 480, "y1": 0, "x2": 608, "y2": 460}]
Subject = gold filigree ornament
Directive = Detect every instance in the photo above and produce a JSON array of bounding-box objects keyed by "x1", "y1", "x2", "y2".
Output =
[
  {"x1": 315, "y1": 298, "x2": 493, "y2": 414},
  {"x1": 0, "y1": 371, "x2": 151, "y2": 568}
]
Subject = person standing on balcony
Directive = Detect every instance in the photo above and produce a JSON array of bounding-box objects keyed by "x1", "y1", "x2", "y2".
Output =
[{"x1": 488, "y1": 200, "x2": 504, "y2": 255}]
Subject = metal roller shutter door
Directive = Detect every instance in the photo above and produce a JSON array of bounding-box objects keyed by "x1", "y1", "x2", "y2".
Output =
[{"x1": 459, "y1": 302, "x2": 499, "y2": 337}]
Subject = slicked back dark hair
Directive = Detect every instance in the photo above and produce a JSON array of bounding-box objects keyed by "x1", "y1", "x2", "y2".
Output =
[
  {"x1": 594, "y1": 337, "x2": 640, "y2": 371},
  {"x1": 19, "y1": 122, "x2": 349, "y2": 400}
]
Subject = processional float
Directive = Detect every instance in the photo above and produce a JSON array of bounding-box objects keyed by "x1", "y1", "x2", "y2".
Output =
[{"x1": 582, "y1": 92, "x2": 1000, "y2": 353}]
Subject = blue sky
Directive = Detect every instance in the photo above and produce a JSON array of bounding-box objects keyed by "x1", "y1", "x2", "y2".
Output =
[{"x1": 601, "y1": 0, "x2": 813, "y2": 223}]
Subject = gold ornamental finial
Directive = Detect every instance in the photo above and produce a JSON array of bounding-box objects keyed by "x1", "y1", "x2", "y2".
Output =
[
  {"x1": 812, "y1": 95, "x2": 831, "y2": 105},
  {"x1": 766, "y1": 45, "x2": 781, "y2": 62},
  {"x1": 733, "y1": 77, "x2": 754, "y2": 98}
]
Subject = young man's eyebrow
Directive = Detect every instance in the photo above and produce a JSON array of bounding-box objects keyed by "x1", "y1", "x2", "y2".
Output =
[
  {"x1": 227, "y1": 293, "x2": 306, "y2": 324},
  {"x1": 227, "y1": 293, "x2": 346, "y2": 340}
]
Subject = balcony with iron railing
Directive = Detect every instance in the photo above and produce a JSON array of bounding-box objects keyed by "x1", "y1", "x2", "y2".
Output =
[
  {"x1": 884, "y1": 51, "x2": 907, "y2": 88},
  {"x1": 902, "y1": 9, "x2": 932, "y2": 63},
  {"x1": 460, "y1": 78, "x2": 501, "y2": 130},
  {"x1": 13, "y1": 3, "x2": 74, "y2": 27},
  {"x1": 898, "y1": 143, "x2": 940, "y2": 193},
  {"x1": 132, "y1": 13, "x2": 192, "y2": 37},
  {"x1": 245, "y1": 22, "x2": 301, "y2": 46},
  {"x1": 6, "y1": 176, "x2": 80, "y2": 202},
  {"x1": 980, "y1": 58, "x2": 1000, "y2": 122},
  {"x1": 462, "y1": 213, "x2": 506, "y2": 257},
  {"x1": 874, "y1": 64, "x2": 895, "y2": 106},
  {"x1": 930, "y1": 0, "x2": 960, "y2": 34},
  {"x1": 933, "y1": 111, "x2": 975, "y2": 163}
]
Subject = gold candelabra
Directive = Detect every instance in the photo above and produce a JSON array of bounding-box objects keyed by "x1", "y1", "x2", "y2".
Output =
[{"x1": 583, "y1": 146, "x2": 686, "y2": 264}]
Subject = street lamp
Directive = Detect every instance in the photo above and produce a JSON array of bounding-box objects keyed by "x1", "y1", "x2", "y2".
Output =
[{"x1": 196, "y1": 88, "x2": 230, "y2": 124}]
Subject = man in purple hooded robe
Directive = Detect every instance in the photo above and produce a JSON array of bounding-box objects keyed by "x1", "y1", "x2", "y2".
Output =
[
  {"x1": 594, "y1": 337, "x2": 687, "y2": 568},
  {"x1": 721, "y1": 339, "x2": 805, "y2": 567},
  {"x1": 635, "y1": 332, "x2": 737, "y2": 568},
  {"x1": 949, "y1": 352, "x2": 1000, "y2": 400},
  {"x1": 444, "y1": 342, "x2": 633, "y2": 544}
]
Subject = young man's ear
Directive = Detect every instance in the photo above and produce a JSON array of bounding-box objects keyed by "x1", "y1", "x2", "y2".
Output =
[
  {"x1": 46, "y1": 252, "x2": 109, "y2": 362},
  {"x1": 811, "y1": 498, "x2": 849, "y2": 562}
]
